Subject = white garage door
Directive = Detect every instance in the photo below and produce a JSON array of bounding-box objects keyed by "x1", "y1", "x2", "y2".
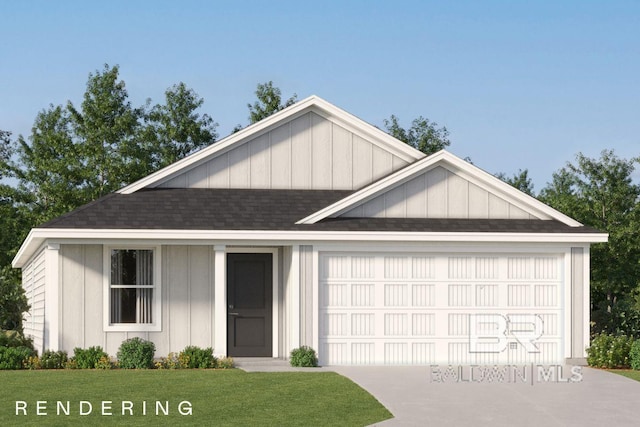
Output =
[{"x1": 319, "y1": 253, "x2": 564, "y2": 365}]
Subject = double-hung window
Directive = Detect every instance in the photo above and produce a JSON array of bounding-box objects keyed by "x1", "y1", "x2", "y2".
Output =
[{"x1": 105, "y1": 247, "x2": 161, "y2": 331}]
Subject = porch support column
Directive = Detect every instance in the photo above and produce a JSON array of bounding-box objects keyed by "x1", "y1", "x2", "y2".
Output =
[
  {"x1": 44, "y1": 243, "x2": 60, "y2": 351},
  {"x1": 290, "y1": 245, "x2": 301, "y2": 350},
  {"x1": 213, "y1": 245, "x2": 227, "y2": 357}
]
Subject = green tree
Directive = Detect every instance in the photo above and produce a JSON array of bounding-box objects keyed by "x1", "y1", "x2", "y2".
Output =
[
  {"x1": 67, "y1": 64, "x2": 143, "y2": 198},
  {"x1": 0, "y1": 266, "x2": 28, "y2": 331},
  {"x1": 3, "y1": 106, "x2": 87, "y2": 225},
  {"x1": 0, "y1": 131, "x2": 29, "y2": 332},
  {"x1": 384, "y1": 115, "x2": 450, "y2": 155},
  {"x1": 2, "y1": 64, "x2": 217, "y2": 224},
  {"x1": 539, "y1": 150, "x2": 640, "y2": 336},
  {"x1": 140, "y1": 82, "x2": 218, "y2": 172},
  {"x1": 0, "y1": 130, "x2": 11, "y2": 173},
  {"x1": 495, "y1": 169, "x2": 535, "y2": 196},
  {"x1": 248, "y1": 81, "x2": 297, "y2": 124},
  {"x1": 232, "y1": 81, "x2": 297, "y2": 132}
]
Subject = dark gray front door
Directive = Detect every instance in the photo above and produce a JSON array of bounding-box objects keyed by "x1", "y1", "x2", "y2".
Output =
[{"x1": 227, "y1": 253, "x2": 273, "y2": 357}]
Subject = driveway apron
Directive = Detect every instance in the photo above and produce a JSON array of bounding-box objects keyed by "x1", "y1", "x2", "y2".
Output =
[{"x1": 332, "y1": 366, "x2": 640, "y2": 426}]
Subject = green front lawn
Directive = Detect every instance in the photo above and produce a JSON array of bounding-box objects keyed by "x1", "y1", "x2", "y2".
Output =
[
  {"x1": 608, "y1": 369, "x2": 640, "y2": 382},
  {"x1": 0, "y1": 370, "x2": 392, "y2": 426}
]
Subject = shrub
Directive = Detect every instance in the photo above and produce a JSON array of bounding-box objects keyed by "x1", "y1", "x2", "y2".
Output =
[
  {"x1": 0, "y1": 330, "x2": 34, "y2": 350},
  {"x1": 117, "y1": 338, "x2": 155, "y2": 369},
  {"x1": 96, "y1": 355, "x2": 114, "y2": 370},
  {"x1": 73, "y1": 346, "x2": 109, "y2": 369},
  {"x1": 179, "y1": 346, "x2": 216, "y2": 369},
  {"x1": 290, "y1": 346, "x2": 318, "y2": 367},
  {"x1": 630, "y1": 340, "x2": 640, "y2": 370},
  {"x1": 24, "y1": 356, "x2": 41, "y2": 370},
  {"x1": 0, "y1": 346, "x2": 36, "y2": 370},
  {"x1": 216, "y1": 357, "x2": 234, "y2": 369},
  {"x1": 156, "y1": 352, "x2": 183, "y2": 370},
  {"x1": 40, "y1": 350, "x2": 68, "y2": 369},
  {"x1": 587, "y1": 333, "x2": 633, "y2": 368}
]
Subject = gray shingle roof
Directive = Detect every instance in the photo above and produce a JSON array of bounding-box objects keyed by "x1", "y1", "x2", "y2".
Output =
[{"x1": 39, "y1": 188, "x2": 600, "y2": 234}]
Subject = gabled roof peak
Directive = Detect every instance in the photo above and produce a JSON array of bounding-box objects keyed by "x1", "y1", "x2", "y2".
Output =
[
  {"x1": 118, "y1": 95, "x2": 425, "y2": 194},
  {"x1": 296, "y1": 149, "x2": 583, "y2": 227}
]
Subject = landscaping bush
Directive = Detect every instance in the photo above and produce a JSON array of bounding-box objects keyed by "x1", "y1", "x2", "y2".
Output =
[
  {"x1": 179, "y1": 346, "x2": 216, "y2": 369},
  {"x1": 0, "y1": 346, "x2": 36, "y2": 370},
  {"x1": 73, "y1": 346, "x2": 109, "y2": 369},
  {"x1": 216, "y1": 357, "x2": 234, "y2": 369},
  {"x1": 155, "y1": 352, "x2": 183, "y2": 369},
  {"x1": 290, "y1": 346, "x2": 318, "y2": 367},
  {"x1": 117, "y1": 338, "x2": 155, "y2": 369},
  {"x1": 24, "y1": 355, "x2": 41, "y2": 370},
  {"x1": 96, "y1": 355, "x2": 114, "y2": 370},
  {"x1": 0, "y1": 330, "x2": 34, "y2": 350},
  {"x1": 630, "y1": 340, "x2": 640, "y2": 370},
  {"x1": 587, "y1": 333, "x2": 633, "y2": 368},
  {"x1": 40, "y1": 350, "x2": 68, "y2": 369},
  {"x1": 64, "y1": 359, "x2": 78, "y2": 369}
]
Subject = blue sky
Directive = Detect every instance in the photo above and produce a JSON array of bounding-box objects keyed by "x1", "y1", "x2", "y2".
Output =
[{"x1": 1, "y1": 0, "x2": 638, "y2": 191}]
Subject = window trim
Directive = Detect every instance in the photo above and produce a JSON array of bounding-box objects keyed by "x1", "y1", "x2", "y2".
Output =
[{"x1": 103, "y1": 245, "x2": 162, "y2": 332}]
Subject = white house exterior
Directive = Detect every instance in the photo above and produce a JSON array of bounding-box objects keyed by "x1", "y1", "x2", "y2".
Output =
[{"x1": 13, "y1": 96, "x2": 607, "y2": 365}]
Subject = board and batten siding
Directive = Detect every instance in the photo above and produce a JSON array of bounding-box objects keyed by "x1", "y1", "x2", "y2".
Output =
[
  {"x1": 158, "y1": 246, "x2": 215, "y2": 355},
  {"x1": 158, "y1": 112, "x2": 410, "y2": 190},
  {"x1": 278, "y1": 245, "x2": 315, "y2": 356},
  {"x1": 339, "y1": 166, "x2": 546, "y2": 219},
  {"x1": 280, "y1": 245, "x2": 314, "y2": 356},
  {"x1": 58, "y1": 245, "x2": 215, "y2": 357},
  {"x1": 22, "y1": 249, "x2": 46, "y2": 354}
]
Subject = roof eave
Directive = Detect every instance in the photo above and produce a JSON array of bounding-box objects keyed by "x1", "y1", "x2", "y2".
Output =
[{"x1": 12, "y1": 227, "x2": 609, "y2": 268}]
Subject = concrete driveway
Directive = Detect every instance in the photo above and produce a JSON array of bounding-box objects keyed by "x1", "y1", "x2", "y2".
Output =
[{"x1": 332, "y1": 366, "x2": 640, "y2": 426}]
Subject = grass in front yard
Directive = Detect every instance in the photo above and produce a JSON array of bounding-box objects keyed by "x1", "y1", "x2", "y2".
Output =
[
  {"x1": 607, "y1": 369, "x2": 640, "y2": 382},
  {"x1": 0, "y1": 370, "x2": 392, "y2": 426}
]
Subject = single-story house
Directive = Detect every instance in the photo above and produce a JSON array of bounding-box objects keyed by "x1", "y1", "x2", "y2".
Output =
[{"x1": 13, "y1": 96, "x2": 607, "y2": 365}]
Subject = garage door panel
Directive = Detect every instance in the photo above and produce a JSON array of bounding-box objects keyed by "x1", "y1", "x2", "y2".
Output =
[
  {"x1": 323, "y1": 283, "x2": 348, "y2": 307},
  {"x1": 412, "y1": 342, "x2": 435, "y2": 363},
  {"x1": 351, "y1": 256, "x2": 375, "y2": 278},
  {"x1": 351, "y1": 313, "x2": 375, "y2": 336},
  {"x1": 448, "y1": 257, "x2": 473, "y2": 279},
  {"x1": 384, "y1": 256, "x2": 409, "y2": 278},
  {"x1": 412, "y1": 257, "x2": 436, "y2": 279},
  {"x1": 534, "y1": 285, "x2": 558, "y2": 306},
  {"x1": 384, "y1": 284, "x2": 408, "y2": 306},
  {"x1": 534, "y1": 257, "x2": 559, "y2": 279},
  {"x1": 412, "y1": 313, "x2": 435, "y2": 336},
  {"x1": 412, "y1": 284, "x2": 435, "y2": 306},
  {"x1": 321, "y1": 256, "x2": 349, "y2": 279},
  {"x1": 475, "y1": 257, "x2": 499, "y2": 279},
  {"x1": 448, "y1": 284, "x2": 473, "y2": 306},
  {"x1": 476, "y1": 284, "x2": 499, "y2": 306},
  {"x1": 352, "y1": 343, "x2": 375, "y2": 364},
  {"x1": 538, "y1": 313, "x2": 559, "y2": 336},
  {"x1": 385, "y1": 343, "x2": 409, "y2": 364},
  {"x1": 352, "y1": 284, "x2": 375, "y2": 306},
  {"x1": 320, "y1": 252, "x2": 565, "y2": 365}
]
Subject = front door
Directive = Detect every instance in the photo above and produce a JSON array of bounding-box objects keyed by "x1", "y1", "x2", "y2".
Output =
[{"x1": 227, "y1": 253, "x2": 273, "y2": 357}]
